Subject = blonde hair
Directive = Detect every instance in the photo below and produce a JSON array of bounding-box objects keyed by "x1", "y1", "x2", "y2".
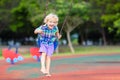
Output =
[{"x1": 44, "y1": 13, "x2": 59, "y2": 24}]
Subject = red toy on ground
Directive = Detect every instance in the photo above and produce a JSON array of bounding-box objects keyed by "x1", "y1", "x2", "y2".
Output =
[
  {"x1": 2, "y1": 48, "x2": 23, "y2": 64},
  {"x1": 30, "y1": 47, "x2": 41, "y2": 62}
]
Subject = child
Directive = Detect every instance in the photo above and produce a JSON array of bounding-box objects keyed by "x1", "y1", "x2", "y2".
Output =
[{"x1": 34, "y1": 13, "x2": 61, "y2": 76}]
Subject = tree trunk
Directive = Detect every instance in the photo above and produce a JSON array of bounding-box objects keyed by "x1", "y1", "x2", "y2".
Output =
[
  {"x1": 85, "y1": 27, "x2": 88, "y2": 45},
  {"x1": 101, "y1": 28, "x2": 107, "y2": 45},
  {"x1": 80, "y1": 33, "x2": 84, "y2": 45},
  {"x1": 66, "y1": 31, "x2": 75, "y2": 53},
  {"x1": 78, "y1": 32, "x2": 84, "y2": 45}
]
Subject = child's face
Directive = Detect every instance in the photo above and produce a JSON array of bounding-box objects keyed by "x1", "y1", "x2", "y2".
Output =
[{"x1": 47, "y1": 18, "x2": 58, "y2": 29}]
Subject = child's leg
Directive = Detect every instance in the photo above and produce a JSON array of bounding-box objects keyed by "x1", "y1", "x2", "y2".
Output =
[
  {"x1": 46, "y1": 56, "x2": 51, "y2": 76},
  {"x1": 40, "y1": 52, "x2": 47, "y2": 73},
  {"x1": 45, "y1": 44, "x2": 54, "y2": 76}
]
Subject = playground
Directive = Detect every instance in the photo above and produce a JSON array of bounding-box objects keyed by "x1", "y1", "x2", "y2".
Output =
[
  {"x1": 1, "y1": 1, "x2": 120, "y2": 80},
  {"x1": 1, "y1": 50, "x2": 120, "y2": 80}
]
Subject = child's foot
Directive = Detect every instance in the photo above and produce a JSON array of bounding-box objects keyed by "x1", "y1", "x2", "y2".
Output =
[
  {"x1": 40, "y1": 69, "x2": 47, "y2": 74},
  {"x1": 45, "y1": 73, "x2": 51, "y2": 77}
]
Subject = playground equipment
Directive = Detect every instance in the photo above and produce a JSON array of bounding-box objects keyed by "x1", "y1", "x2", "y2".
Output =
[
  {"x1": 2, "y1": 41, "x2": 24, "y2": 64},
  {"x1": 30, "y1": 35, "x2": 42, "y2": 62},
  {"x1": 30, "y1": 47, "x2": 41, "y2": 62}
]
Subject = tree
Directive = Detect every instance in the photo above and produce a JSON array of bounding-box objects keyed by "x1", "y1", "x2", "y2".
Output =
[
  {"x1": 85, "y1": 0, "x2": 105, "y2": 45},
  {"x1": 0, "y1": 0, "x2": 20, "y2": 33},
  {"x1": 101, "y1": 1, "x2": 120, "y2": 34},
  {"x1": 88, "y1": 0, "x2": 120, "y2": 45},
  {"x1": 62, "y1": 1, "x2": 90, "y2": 53},
  {"x1": 65, "y1": 16, "x2": 83, "y2": 53}
]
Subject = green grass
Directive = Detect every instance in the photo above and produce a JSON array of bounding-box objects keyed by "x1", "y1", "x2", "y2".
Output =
[
  {"x1": 0, "y1": 45, "x2": 120, "y2": 60},
  {"x1": 75, "y1": 46, "x2": 120, "y2": 53},
  {"x1": 0, "y1": 49, "x2": 3, "y2": 59},
  {"x1": 54, "y1": 45, "x2": 120, "y2": 56}
]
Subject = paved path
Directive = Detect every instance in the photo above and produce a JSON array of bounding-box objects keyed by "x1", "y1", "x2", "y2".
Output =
[{"x1": 0, "y1": 54, "x2": 120, "y2": 80}]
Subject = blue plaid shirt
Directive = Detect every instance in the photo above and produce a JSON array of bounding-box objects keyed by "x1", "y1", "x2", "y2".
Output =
[{"x1": 36, "y1": 25, "x2": 58, "y2": 45}]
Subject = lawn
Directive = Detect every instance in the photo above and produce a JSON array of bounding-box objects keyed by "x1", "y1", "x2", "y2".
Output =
[{"x1": 54, "y1": 45, "x2": 120, "y2": 56}]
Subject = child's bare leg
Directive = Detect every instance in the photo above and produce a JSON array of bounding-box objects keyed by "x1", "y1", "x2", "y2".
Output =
[
  {"x1": 40, "y1": 52, "x2": 47, "y2": 73},
  {"x1": 46, "y1": 56, "x2": 51, "y2": 76}
]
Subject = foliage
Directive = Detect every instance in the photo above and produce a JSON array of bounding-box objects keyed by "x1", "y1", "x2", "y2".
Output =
[
  {"x1": 1, "y1": 0, "x2": 120, "y2": 45},
  {"x1": 100, "y1": 1, "x2": 120, "y2": 34},
  {"x1": 0, "y1": 0, "x2": 20, "y2": 32}
]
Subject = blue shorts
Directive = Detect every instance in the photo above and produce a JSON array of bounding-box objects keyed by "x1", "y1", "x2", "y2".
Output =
[{"x1": 39, "y1": 43, "x2": 54, "y2": 56}]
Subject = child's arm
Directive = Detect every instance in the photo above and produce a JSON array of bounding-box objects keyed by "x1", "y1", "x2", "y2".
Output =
[
  {"x1": 34, "y1": 29, "x2": 43, "y2": 34},
  {"x1": 34, "y1": 26, "x2": 43, "y2": 34},
  {"x1": 55, "y1": 26, "x2": 61, "y2": 39},
  {"x1": 56, "y1": 32, "x2": 62, "y2": 39}
]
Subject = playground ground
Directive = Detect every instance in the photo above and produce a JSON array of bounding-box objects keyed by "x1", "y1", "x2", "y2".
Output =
[{"x1": 0, "y1": 52, "x2": 120, "y2": 80}]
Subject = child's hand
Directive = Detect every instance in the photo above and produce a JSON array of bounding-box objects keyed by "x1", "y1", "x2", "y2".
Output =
[
  {"x1": 34, "y1": 29, "x2": 44, "y2": 34},
  {"x1": 56, "y1": 32, "x2": 62, "y2": 39},
  {"x1": 40, "y1": 30, "x2": 44, "y2": 35},
  {"x1": 58, "y1": 34, "x2": 62, "y2": 39}
]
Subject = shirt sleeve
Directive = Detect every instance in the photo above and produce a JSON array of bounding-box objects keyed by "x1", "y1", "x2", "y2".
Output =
[
  {"x1": 54, "y1": 26, "x2": 59, "y2": 33},
  {"x1": 36, "y1": 26, "x2": 43, "y2": 30}
]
